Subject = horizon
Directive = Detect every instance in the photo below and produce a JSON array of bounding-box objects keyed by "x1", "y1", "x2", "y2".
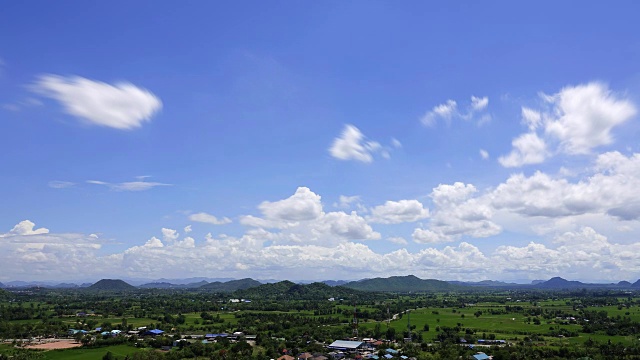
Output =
[
  {"x1": 2, "y1": 274, "x2": 639, "y2": 287},
  {"x1": 2, "y1": 2, "x2": 640, "y2": 283}
]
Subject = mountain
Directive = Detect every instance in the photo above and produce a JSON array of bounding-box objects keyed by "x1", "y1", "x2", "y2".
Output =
[
  {"x1": 235, "y1": 280, "x2": 363, "y2": 300},
  {"x1": 535, "y1": 277, "x2": 586, "y2": 289},
  {"x1": 140, "y1": 280, "x2": 209, "y2": 289},
  {"x1": 344, "y1": 275, "x2": 459, "y2": 292},
  {"x1": 88, "y1": 279, "x2": 136, "y2": 291},
  {"x1": 54, "y1": 283, "x2": 79, "y2": 288},
  {"x1": 531, "y1": 280, "x2": 546, "y2": 285},
  {"x1": 322, "y1": 280, "x2": 348, "y2": 287},
  {"x1": 0, "y1": 282, "x2": 4, "y2": 288},
  {"x1": 632, "y1": 279, "x2": 640, "y2": 288},
  {"x1": 448, "y1": 280, "x2": 520, "y2": 288},
  {"x1": 618, "y1": 281, "x2": 632, "y2": 287},
  {"x1": 200, "y1": 278, "x2": 261, "y2": 292}
]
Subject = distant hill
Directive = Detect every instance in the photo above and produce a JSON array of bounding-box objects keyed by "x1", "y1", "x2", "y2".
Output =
[
  {"x1": 0, "y1": 282, "x2": 4, "y2": 288},
  {"x1": 322, "y1": 280, "x2": 348, "y2": 287},
  {"x1": 535, "y1": 277, "x2": 586, "y2": 289},
  {"x1": 632, "y1": 279, "x2": 640, "y2": 288},
  {"x1": 344, "y1": 275, "x2": 459, "y2": 292},
  {"x1": 200, "y1": 278, "x2": 261, "y2": 292},
  {"x1": 531, "y1": 280, "x2": 546, "y2": 285},
  {"x1": 140, "y1": 280, "x2": 209, "y2": 289},
  {"x1": 618, "y1": 281, "x2": 632, "y2": 287},
  {"x1": 448, "y1": 280, "x2": 520, "y2": 288},
  {"x1": 234, "y1": 280, "x2": 362, "y2": 300},
  {"x1": 54, "y1": 283, "x2": 79, "y2": 288},
  {"x1": 88, "y1": 279, "x2": 135, "y2": 291}
]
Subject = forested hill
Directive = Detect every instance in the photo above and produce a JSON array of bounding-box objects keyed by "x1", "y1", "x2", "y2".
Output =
[
  {"x1": 0, "y1": 282, "x2": 4, "y2": 288},
  {"x1": 87, "y1": 279, "x2": 136, "y2": 291},
  {"x1": 234, "y1": 281, "x2": 366, "y2": 300},
  {"x1": 344, "y1": 275, "x2": 460, "y2": 292},
  {"x1": 199, "y1": 278, "x2": 261, "y2": 292}
]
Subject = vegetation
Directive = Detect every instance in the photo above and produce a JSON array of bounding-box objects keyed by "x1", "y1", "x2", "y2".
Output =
[{"x1": 2, "y1": 277, "x2": 640, "y2": 359}]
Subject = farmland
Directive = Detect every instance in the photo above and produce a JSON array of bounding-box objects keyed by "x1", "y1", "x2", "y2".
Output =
[{"x1": 2, "y1": 284, "x2": 640, "y2": 359}]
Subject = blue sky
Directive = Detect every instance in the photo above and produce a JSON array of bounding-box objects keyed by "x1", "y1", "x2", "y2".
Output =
[{"x1": 2, "y1": 1, "x2": 640, "y2": 282}]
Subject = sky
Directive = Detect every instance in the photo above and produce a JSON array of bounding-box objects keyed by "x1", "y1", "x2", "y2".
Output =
[{"x1": 2, "y1": 1, "x2": 640, "y2": 283}]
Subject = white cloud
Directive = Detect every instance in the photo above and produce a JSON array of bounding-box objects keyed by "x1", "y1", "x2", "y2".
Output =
[
  {"x1": 421, "y1": 100, "x2": 457, "y2": 126},
  {"x1": 87, "y1": 177, "x2": 171, "y2": 191},
  {"x1": 259, "y1": 187, "x2": 323, "y2": 221},
  {"x1": 48, "y1": 181, "x2": 75, "y2": 189},
  {"x1": 471, "y1": 96, "x2": 489, "y2": 111},
  {"x1": 422, "y1": 96, "x2": 490, "y2": 126},
  {"x1": 241, "y1": 187, "x2": 380, "y2": 245},
  {"x1": 189, "y1": 212, "x2": 232, "y2": 225},
  {"x1": 161, "y1": 228, "x2": 179, "y2": 242},
  {"x1": 369, "y1": 199, "x2": 430, "y2": 224},
  {"x1": 329, "y1": 124, "x2": 392, "y2": 163},
  {"x1": 32, "y1": 74, "x2": 162, "y2": 130},
  {"x1": 521, "y1": 107, "x2": 542, "y2": 131},
  {"x1": 545, "y1": 82, "x2": 636, "y2": 154},
  {"x1": 479, "y1": 149, "x2": 489, "y2": 160},
  {"x1": 413, "y1": 182, "x2": 501, "y2": 243},
  {"x1": 498, "y1": 132, "x2": 547, "y2": 167},
  {"x1": 391, "y1": 138, "x2": 402, "y2": 148},
  {"x1": 3, "y1": 216, "x2": 640, "y2": 282},
  {"x1": 500, "y1": 82, "x2": 636, "y2": 167},
  {"x1": 333, "y1": 195, "x2": 361, "y2": 209},
  {"x1": 1, "y1": 220, "x2": 49, "y2": 237},
  {"x1": 184, "y1": 225, "x2": 192, "y2": 233},
  {"x1": 388, "y1": 236, "x2": 408, "y2": 245}
]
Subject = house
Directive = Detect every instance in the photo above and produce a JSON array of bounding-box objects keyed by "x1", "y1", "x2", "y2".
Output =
[
  {"x1": 327, "y1": 340, "x2": 364, "y2": 352},
  {"x1": 277, "y1": 356, "x2": 295, "y2": 360},
  {"x1": 145, "y1": 329, "x2": 164, "y2": 336},
  {"x1": 385, "y1": 348, "x2": 398, "y2": 355},
  {"x1": 471, "y1": 352, "x2": 491, "y2": 360},
  {"x1": 298, "y1": 353, "x2": 313, "y2": 360}
]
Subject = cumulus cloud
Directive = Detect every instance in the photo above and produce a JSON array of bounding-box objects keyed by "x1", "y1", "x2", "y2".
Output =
[
  {"x1": 421, "y1": 96, "x2": 490, "y2": 126},
  {"x1": 87, "y1": 177, "x2": 171, "y2": 191},
  {"x1": 500, "y1": 82, "x2": 636, "y2": 167},
  {"x1": 388, "y1": 236, "x2": 408, "y2": 245},
  {"x1": 189, "y1": 212, "x2": 232, "y2": 225},
  {"x1": 479, "y1": 149, "x2": 489, "y2": 160},
  {"x1": 545, "y1": 82, "x2": 636, "y2": 154},
  {"x1": 32, "y1": 74, "x2": 162, "y2": 130},
  {"x1": 259, "y1": 187, "x2": 323, "y2": 221},
  {"x1": 2, "y1": 220, "x2": 49, "y2": 237},
  {"x1": 471, "y1": 96, "x2": 489, "y2": 111},
  {"x1": 498, "y1": 132, "x2": 548, "y2": 167},
  {"x1": 333, "y1": 195, "x2": 361, "y2": 209},
  {"x1": 2, "y1": 216, "x2": 640, "y2": 282},
  {"x1": 421, "y1": 100, "x2": 457, "y2": 126},
  {"x1": 241, "y1": 187, "x2": 380, "y2": 244},
  {"x1": 329, "y1": 124, "x2": 392, "y2": 163},
  {"x1": 413, "y1": 182, "x2": 500, "y2": 243},
  {"x1": 369, "y1": 199, "x2": 430, "y2": 224},
  {"x1": 161, "y1": 228, "x2": 179, "y2": 242}
]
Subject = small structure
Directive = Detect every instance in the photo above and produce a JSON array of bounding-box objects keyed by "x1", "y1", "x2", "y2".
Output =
[
  {"x1": 327, "y1": 340, "x2": 363, "y2": 352},
  {"x1": 471, "y1": 352, "x2": 491, "y2": 360},
  {"x1": 145, "y1": 329, "x2": 164, "y2": 336}
]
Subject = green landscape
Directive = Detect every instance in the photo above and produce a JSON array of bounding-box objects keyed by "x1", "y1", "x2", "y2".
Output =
[{"x1": 2, "y1": 276, "x2": 640, "y2": 359}]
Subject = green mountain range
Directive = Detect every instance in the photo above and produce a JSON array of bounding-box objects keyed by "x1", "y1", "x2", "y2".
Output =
[{"x1": 343, "y1": 275, "x2": 459, "y2": 292}]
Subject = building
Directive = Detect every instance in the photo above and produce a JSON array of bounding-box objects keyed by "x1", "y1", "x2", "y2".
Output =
[{"x1": 327, "y1": 340, "x2": 364, "y2": 352}]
